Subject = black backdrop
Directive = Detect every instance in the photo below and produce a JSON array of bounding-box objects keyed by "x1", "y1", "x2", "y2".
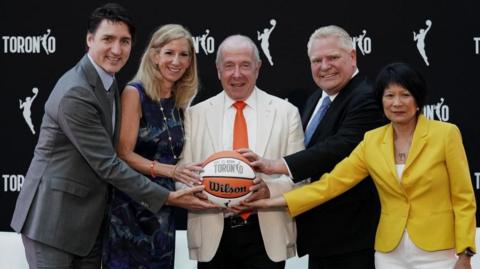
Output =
[{"x1": 1, "y1": 0, "x2": 479, "y2": 231}]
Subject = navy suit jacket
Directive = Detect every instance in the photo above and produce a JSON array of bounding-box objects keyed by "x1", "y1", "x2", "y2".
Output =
[{"x1": 284, "y1": 75, "x2": 386, "y2": 257}]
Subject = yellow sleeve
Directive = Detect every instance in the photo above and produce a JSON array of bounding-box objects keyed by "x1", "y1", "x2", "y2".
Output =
[
  {"x1": 446, "y1": 124, "x2": 477, "y2": 253},
  {"x1": 284, "y1": 139, "x2": 370, "y2": 217}
]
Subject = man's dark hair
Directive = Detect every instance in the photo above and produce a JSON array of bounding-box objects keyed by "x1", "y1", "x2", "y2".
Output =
[{"x1": 88, "y1": 3, "x2": 136, "y2": 42}]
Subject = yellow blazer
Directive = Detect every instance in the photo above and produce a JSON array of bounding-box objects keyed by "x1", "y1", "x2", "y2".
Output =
[{"x1": 285, "y1": 115, "x2": 476, "y2": 254}]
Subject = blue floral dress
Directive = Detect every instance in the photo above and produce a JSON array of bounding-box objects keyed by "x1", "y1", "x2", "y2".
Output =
[{"x1": 103, "y1": 81, "x2": 183, "y2": 269}]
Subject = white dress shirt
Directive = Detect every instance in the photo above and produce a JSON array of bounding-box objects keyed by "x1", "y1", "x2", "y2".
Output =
[{"x1": 222, "y1": 89, "x2": 257, "y2": 151}]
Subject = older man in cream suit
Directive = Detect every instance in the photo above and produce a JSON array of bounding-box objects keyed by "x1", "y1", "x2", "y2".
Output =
[{"x1": 179, "y1": 35, "x2": 304, "y2": 269}]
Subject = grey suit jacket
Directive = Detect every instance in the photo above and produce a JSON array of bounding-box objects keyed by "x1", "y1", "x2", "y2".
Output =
[{"x1": 11, "y1": 55, "x2": 170, "y2": 256}]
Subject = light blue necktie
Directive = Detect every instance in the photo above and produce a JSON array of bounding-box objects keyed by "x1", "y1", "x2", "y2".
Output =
[{"x1": 304, "y1": 97, "x2": 331, "y2": 146}]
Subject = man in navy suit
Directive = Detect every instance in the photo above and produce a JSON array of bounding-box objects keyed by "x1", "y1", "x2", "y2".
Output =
[{"x1": 241, "y1": 25, "x2": 385, "y2": 269}]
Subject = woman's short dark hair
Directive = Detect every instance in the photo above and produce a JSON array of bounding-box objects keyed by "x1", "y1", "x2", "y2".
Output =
[
  {"x1": 88, "y1": 3, "x2": 136, "y2": 42},
  {"x1": 374, "y1": 62, "x2": 427, "y2": 114}
]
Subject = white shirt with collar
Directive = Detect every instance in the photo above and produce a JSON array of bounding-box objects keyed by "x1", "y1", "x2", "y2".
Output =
[
  {"x1": 222, "y1": 88, "x2": 257, "y2": 151},
  {"x1": 305, "y1": 69, "x2": 359, "y2": 129},
  {"x1": 285, "y1": 69, "x2": 359, "y2": 179}
]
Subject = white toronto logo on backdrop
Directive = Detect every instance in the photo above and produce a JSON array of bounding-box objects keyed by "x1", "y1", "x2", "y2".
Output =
[
  {"x1": 413, "y1": 19, "x2": 432, "y2": 66},
  {"x1": 352, "y1": 29, "x2": 372, "y2": 55},
  {"x1": 474, "y1": 37, "x2": 480, "y2": 54},
  {"x1": 2, "y1": 174, "x2": 24, "y2": 192},
  {"x1": 2, "y1": 29, "x2": 55, "y2": 54},
  {"x1": 422, "y1": 97, "x2": 449, "y2": 121},
  {"x1": 474, "y1": 172, "x2": 480, "y2": 190},
  {"x1": 257, "y1": 19, "x2": 276, "y2": 66},
  {"x1": 192, "y1": 29, "x2": 215, "y2": 55},
  {"x1": 19, "y1": 87, "x2": 39, "y2": 135}
]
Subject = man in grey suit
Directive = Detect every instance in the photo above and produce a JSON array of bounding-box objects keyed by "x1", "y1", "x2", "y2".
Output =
[{"x1": 10, "y1": 3, "x2": 212, "y2": 269}]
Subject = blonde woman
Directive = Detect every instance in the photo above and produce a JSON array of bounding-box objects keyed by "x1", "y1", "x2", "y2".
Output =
[{"x1": 103, "y1": 24, "x2": 206, "y2": 269}]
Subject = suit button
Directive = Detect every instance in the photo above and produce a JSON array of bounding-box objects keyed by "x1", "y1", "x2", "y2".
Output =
[{"x1": 140, "y1": 201, "x2": 149, "y2": 208}]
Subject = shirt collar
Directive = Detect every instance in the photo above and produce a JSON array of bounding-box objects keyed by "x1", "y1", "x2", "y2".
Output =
[
  {"x1": 352, "y1": 68, "x2": 359, "y2": 78},
  {"x1": 87, "y1": 54, "x2": 115, "y2": 91},
  {"x1": 224, "y1": 87, "x2": 257, "y2": 112},
  {"x1": 323, "y1": 90, "x2": 338, "y2": 102}
]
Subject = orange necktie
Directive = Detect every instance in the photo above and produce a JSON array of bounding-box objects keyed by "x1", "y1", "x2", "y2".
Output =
[
  {"x1": 233, "y1": 101, "x2": 249, "y2": 149},
  {"x1": 233, "y1": 101, "x2": 251, "y2": 221}
]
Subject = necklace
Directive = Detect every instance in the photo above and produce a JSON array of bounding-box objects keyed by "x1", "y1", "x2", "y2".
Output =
[
  {"x1": 397, "y1": 152, "x2": 407, "y2": 162},
  {"x1": 158, "y1": 98, "x2": 184, "y2": 160}
]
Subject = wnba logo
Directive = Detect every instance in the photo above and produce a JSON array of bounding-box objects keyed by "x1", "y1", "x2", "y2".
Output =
[
  {"x1": 257, "y1": 19, "x2": 277, "y2": 66},
  {"x1": 413, "y1": 19, "x2": 432, "y2": 66},
  {"x1": 352, "y1": 29, "x2": 372, "y2": 55},
  {"x1": 2, "y1": 29, "x2": 55, "y2": 54},
  {"x1": 423, "y1": 97, "x2": 449, "y2": 121},
  {"x1": 192, "y1": 29, "x2": 215, "y2": 55}
]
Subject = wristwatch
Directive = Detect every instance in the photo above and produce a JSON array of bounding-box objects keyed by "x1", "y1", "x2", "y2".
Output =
[{"x1": 462, "y1": 248, "x2": 475, "y2": 257}]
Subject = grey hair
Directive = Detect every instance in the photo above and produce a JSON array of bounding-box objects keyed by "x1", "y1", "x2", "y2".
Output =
[
  {"x1": 215, "y1": 34, "x2": 261, "y2": 64},
  {"x1": 307, "y1": 25, "x2": 354, "y2": 56}
]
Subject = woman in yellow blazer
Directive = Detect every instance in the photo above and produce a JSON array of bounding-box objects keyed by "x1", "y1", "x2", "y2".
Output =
[{"x1": 244, "y1": 63, "x2": 476, "y2": 269}]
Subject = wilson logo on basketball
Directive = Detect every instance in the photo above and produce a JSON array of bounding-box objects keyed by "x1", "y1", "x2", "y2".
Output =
[
  {"x1": 201, "y1": 151, "x2": 255, "y2": 207},
  {"x1": 205, "y1": 179, "x2": 250, "y2": 198}
]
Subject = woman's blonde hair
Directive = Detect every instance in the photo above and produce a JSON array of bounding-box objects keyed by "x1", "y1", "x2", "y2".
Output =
[{"x1": 132, "y1": 24, "x2": 198, "y2": 108}]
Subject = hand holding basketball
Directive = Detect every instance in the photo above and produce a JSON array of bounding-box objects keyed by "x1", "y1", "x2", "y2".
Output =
[
  {"x1": 244, "y1": 177, "x2": 270, "y2": 202},
  {"x1": 242, "y1": 195, "x2": 287, "y2": 209},
  {"x1": 237, "y1": 148, "x2": 279, "y2": 175},
  {"x1": 166, "y1": 185, "x2": 219, "y2": 210},
  {"x1": 230, "y1": 177, "x2": 270, "y2": 213},
  {"x1": 172, "y1": 162, "x2": 203, "y2": 186}
]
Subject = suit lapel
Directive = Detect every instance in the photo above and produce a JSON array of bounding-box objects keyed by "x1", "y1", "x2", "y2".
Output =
[
  {"x1": 404, "y1": 115, "x2": 428, "y2": 172},
  {"x1": 324, "y1": 75, "x2": 362, "y2": 117},
  {"x1": 206, "y1": 92, "x2": 224, "y2": 152},
  {"x1": 81, "y1": 55, "x2": 114, "y2": 139},
  {"x1": 94, "y1": 80, "x2": 114, "y2": 137},
  {"x1": 112, "y1": 85, "x2": 120, "y2": 144},
  {"x1": 380, "y1": 124, "x2": 405, "y2": 192},
  {"x1": 304, "y1": 75, "x2": 365, "y2": 145},
  {"x1": 301, "y1": 90, "x2": 322, "y2": 128},
  {"x1": 256, "y1": 89, "x2": 275, "y2": 157}
]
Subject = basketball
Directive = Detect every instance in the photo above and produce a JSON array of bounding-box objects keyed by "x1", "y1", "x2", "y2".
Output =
[{"x1": 201, "y1": 151, "x2": 256, "y2": 208}]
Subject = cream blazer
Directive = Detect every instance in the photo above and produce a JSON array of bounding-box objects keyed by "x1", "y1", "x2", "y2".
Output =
[
  {"x1": 285, "y1": 115, "x2": 476, "y2": 254},
  {"x1": 179, "y1": 88, "x2": 305, "y2": 262}
]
